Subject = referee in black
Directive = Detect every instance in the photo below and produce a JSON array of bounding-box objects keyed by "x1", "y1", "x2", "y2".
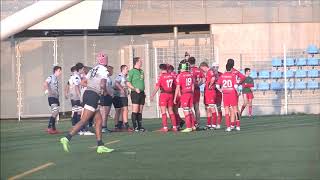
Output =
[{"x1": 127, "y1": 57, "x2": 146, "y2": 132}]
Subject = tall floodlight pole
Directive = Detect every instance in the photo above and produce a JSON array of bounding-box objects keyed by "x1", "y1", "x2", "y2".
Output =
[{"x1": 283, "y1": 44, "x2": 288, "y2": 115}]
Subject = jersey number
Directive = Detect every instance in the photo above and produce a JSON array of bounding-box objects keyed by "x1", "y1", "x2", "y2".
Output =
[
  {"x1": 166, "y1": 79, "x2": 173, "y2": 88},
  {"x1": 222, "y1": 80, "x2": 232, "y2": 88},
  {"x1": 186, "y1": 78, "x2": 192, "y2": 86},
  {"x1": 90, "y1": 67, "x2": 99, "y2": 79}
]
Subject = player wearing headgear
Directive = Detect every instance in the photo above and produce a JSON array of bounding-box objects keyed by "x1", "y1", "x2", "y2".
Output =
[
  {"x1": 44, "y1": 66, "x2": 62, "y2": 134},
  {"x1": 226, "y1": 58, "x2": 245, "y2": 130},
  {"x1": 167, "y1": 64, "x2": 184, "y2": 129},
  {"x1": 174, "y1": 61, "x2": 195, "y2": 133},
  {"x1": 212, "y1": 62, "x2": 223, "y2": 129},
  {"x1": 60, "y1": 52, "x2": 115, "y2": 154},
  {"x1": 151, "y1": 64, "x2": 178, "y2": 132},
  {"x1": 65, "y1": 66, "x2": 82, "y2": 131},
  {"x1": 188, "y1": 57, "x2": 205, "y2": 129},
  {"x1": 199, "y1": 62, "x2": 218, "y2": 130},
  {"x1": 216, "y1": 63, "x2": 239, "y2": 132}
]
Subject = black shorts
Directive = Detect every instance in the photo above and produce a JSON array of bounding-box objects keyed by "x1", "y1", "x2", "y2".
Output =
[
  {"x1": 83, "y1": 90, "x2": 100, "y2": 111},
  {"x1": 71, "y1": 100, "x2": 81, "y2": 107},
  {"x1": 113, "y1": 96, "x2": 129, "y2": 108},
  {"x1": 100, "y1": 95, "x2": 113, "y2": 106},
  {"x1": 130, "y1": 91, "x2": 145, "y2": 105},
  {"x1": 48, "y1": 97, "x2": 60, "y2": 106}
]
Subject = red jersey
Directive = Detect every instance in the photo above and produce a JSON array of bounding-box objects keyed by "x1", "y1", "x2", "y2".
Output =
[
  {"x1": 231, "y1": 68, "x2": 246, "y2": 84},
  {"x1": 190, "y1": 66, "x2": 204, "y2": 88},
  {"x1": 205, "y1": 69, "x2": 218, "y2": 91},
  {"x1": 217, "y1": 71, "x2": 237, "y2": 94},
  {"x1": 156, "y1": 72, "x2": 175, "y2": 93},
  {"x1": 176, "y1": 71, "x2": 194, "y2": 94}
]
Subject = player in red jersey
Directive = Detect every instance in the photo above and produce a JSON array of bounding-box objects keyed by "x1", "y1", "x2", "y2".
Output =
[
  {"x1": 216, "y1": 63, "x2": 240, "y2": 132},
  {"x1": 167, "y1": 64, "x2": 184, "y2": 129},
  {"x1": 226, "y1": 59, "x2": 245, "y2": 130},
  {"x1": 199, "y1": 62, "x2": 218, "y2": 130},
  {"x1": 151, "y1": 64, "x2": 178, "y2": 132},
  {"x1": 174, "y1": 62, "x2": 194, "y2": 133},
  {"x1": 212, "y1": 63, "x2": 223, "y2": 129},
  {"x1": 188, "y1": 57, "x2": 205, "y2": 129}
]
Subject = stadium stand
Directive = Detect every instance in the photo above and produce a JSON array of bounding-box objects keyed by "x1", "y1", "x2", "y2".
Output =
[
  {"x1": 307, "y1": 57, "x2": 319, "y2": 66},
  {"x1": 285, "y1": 58, "x2": 295, "y2": 67},
  {"x1": 296, "y1": 58, "x2": 307, "y2": 66},
  {"x1": 270, "y1": 81, "x2": 282, "y2": 91},
  {"x1": 285, "y1": 81, "x2": 295, "y2": 90},
  {"x1": 272, "y1": 58, "x2": 282, "y2": 67},
  {"x1": 257, "y1": 82, "x2": 269, "y2": 91},
  {"x1": 307, "y1": 80, "x2": 319, "y2": 89},
  {"x1": 308, "y1": 69, "x2": 319, "y2": 78},
  {"x1": 306, "y1": 44, "x2": 319, "y2": 54},
  {"x1": 295, "y1": 69, "x2": 307, "y2": 78},
  {"x1": 295, "y1": 80, "x2": 306, "y2": 90},
  {"x1": 286, "y1": 69, "x2": 295, "y2": 78},
  {"x1": 270, "y1": 70, "x2": 282, "y2": 79},
  {"x1": 258, "y1": 70, "x2": 270, "y2": 79},
  {"x1": 250, "y1": 70, "x2": 258, "y2": 79}
]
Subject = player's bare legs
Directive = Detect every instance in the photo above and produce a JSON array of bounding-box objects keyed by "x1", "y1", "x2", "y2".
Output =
[
  {"x1": 216, "y1": 104, "x2": 222, "y2": 129},
  {"x1": 224, "y1": 106, "x2": 231, "y2": 132},
  {"x1": 173, "y1": 105, "x2": 183, "y2": 128},
  {"x1": 181, "y1": 107, "x2": 193, "y2": 132},
  {"x1": 160, "y1": 106, "x2": 169, "y2": 132},
  {"x1": 101, "y1": 106, "x2": 111, "y2": 132},
  {"x1": 70, "y1": 109, "x2": 94, "y2": 135},
  {"x1": 131, "y1": 104, "x2": 140, "y2": 130},
  {"x1": 193, "y1": 103, "x2": 200, "y2": 127},
  {"x1": 248, "y1": 98, "x2": 253, "y2": 117},
  {"x1": 240, "y1": 94, "x2": 248, "y2": 116},
  {"x1": 167, "y1": 106, "x2": 177, "y2": 131},
  {"x1": 233, "y1": 106, "x2": 241, "y2": 130},
  {"x1": 113, "y1": 108, "x2": 121, "y2": 130},
  {"x1": 205, "y1": 106, "x2": 212, "y2": 129},
  {"x1": 94, "y1": 110, "x2": 103, "y2": 142}
]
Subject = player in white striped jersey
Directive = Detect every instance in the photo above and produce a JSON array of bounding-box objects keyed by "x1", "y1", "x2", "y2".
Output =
[{"x1": 60, "y1": 52, "x2": 115, "y2": 154}]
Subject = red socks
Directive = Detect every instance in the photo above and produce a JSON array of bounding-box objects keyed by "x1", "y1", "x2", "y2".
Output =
[
  {"x1": 207, "y1": 116, "x2": 211, "y2": 126},
  {"x1": 225, "y1": 114, "x2": 230, "y2": 128},
  {"x1": 212, "y1": 113, "x2": 217, "y2": 126},
  {"x1": 161, "y1": 113, "x2": 168, "y2": 128},
  {"x1": 169, "y1": 114, "x2": 177, "y2": 127},
  {"x1": 231, "y1": 121, "x2": 235, "y2": 127},
  {"x1": 236, "y1": 120, "x2": 240, "y2": 127},
  {"x1": 218, "y1": 111, "x2": 222, "y2": 125}
]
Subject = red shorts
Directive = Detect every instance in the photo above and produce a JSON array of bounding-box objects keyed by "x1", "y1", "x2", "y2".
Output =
[
  {"x1": 159, "y1": 93, "x2": 173, "y2": 107},
  {"x1": 223, "y1": 93, "x2": 238, "y2": 107},
  {"x1": 244, "y1": 93, "x2": 254, "y2": 100},
  {"x1": 180, "y1": 93, "x2": 193, "y2": 108},
  {"x1": 215, "y1": 90, "x2": 222, "y2": 104},
  {"x1": 204, "y1": 90, "x2": 216, "y2": 105},
  {"x1": 193, "y1": 88, "x2": 200, "y2": 104}
]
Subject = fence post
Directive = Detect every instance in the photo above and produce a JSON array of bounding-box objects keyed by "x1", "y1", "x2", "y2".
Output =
[
  {"x1": 154, "y1": 48, "x2": 160, "y2": 118},
  {"x1": 283, "y1": 44, "x2": 288, "y2": 115},
  {"x1": 15, "y1": 41, "x2": 22, "y2": 122}
]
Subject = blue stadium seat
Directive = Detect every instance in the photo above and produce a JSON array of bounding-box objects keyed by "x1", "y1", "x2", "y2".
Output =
[
  {"x1": 296, "y1": 58, "x2": 307, "y2": 66},
  {"x1": 270, "y1": 81, "x2": 282, "y2": 90},
  {"x1": 308, "y1": 69, "x2": 319, "y2": 78},
  {"x1": 272, "y1": 58, "x2": 282, "y2": 67},
  {"x1": 240, "y1": 70, "x2": 245, "y2": 75},
  {"x1": 295, "y1": 80, "x2": 306, "y2": 90},
  {"x1": 270, "y1": 71, "x2": 282, "y2": 79},
  {"x1": 307, "y1": 57, "x2": 319, "y2": 66},
  {"x1": 284, "y1": 81, "x2": 294, "y2": 90},
  {"x1": 307, "y1": 80, "x2": 319, "y2": 89},
  {"x1": 258, "y1": 70, "x2": 270, "y2": 79},
  {"x1": 285, "y1": 58, "x2": 295, "y2": 66},
  {"x1": 257, "y1": 82, "x2": 269, "y2": 91},
  {"x1": 295, "y1": 69, "x2": 307, "y2": 78},
  {"x1": 250, "y1": 70, "x2": 258, "y2": 79},
  {"x1": 253, "y1": 83, "x2": 257, "y2": 90},
  {"x1": 285, "y1": 70, "x2": 294, "y2": 78},
  {"x1": 306, "y1": 44, "x2": 319, "y2": 54}
]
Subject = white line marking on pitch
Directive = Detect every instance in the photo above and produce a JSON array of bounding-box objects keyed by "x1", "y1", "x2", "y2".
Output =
[
  {"x1": 8, "y1": 162, "x2": 55, "y2": 180},
  {"x1": 89, "y1": 140, "x2": 120, "y2": 149}
]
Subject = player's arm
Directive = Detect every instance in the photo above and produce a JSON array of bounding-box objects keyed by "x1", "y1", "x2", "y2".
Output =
[
  {"x1": 174, "y1": 85, "x2": 180, "y2": 104},
  {"x1": 64, "y1": 82, "x2": 70, "y2": 99},
  {"x1": 208, "y1": 76, "x2": 216, "y2": 89},
  {"x1": 115, "y1": 81, "x2": 124, "y2": 93},
  {"x1": 75, "y1": 85, "x2": 81, "y2": 98},
  {"x1": 150, "y1": 85, "x2": 160, "y2": 101},
  {"x1": 43, "y1": 77, "x2": 51, "y2": 95},
  {"x1": 100, "y1": 79, "x2": 107, "y2": 96},
  {"x1": 80, "y1": 78, "x2": 87, "y2": 87},
  {"x1": 126, "y1": 71, "x2": 140, "y2": 93}
]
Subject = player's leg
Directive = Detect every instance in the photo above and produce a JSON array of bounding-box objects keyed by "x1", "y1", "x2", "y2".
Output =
[
  {"x1": 122, "y1": 97, "x2": 131, "y2": 131},
  {"x1": 131, "y1": 103, "x2": 140, "y2": 131},
  {"x1": 47, "y1": 97, "x2": 61, "y2": 134},
  {"x1": 167, "y1": 105, "x2": 177, "y2": 131},
  {"x1": 193, "y1": 90, "x2": 201, "y2": 126},
  {"x1": 205, "y1": 105, "x2": 212, "y2": 129},
  {"x1": 216, "y1": 103, "x2": 222, "y2": 129},
  {"x1": 94, "y1": 110, "x2": 115, "y2": 153},
  {"x1": 224, "y1": 106, "x2": 231, "y2": 132},
  {"x1": 180, "y1": 94, "x2": 192, "y2": 132},
  {"x1": 209, "y1": 104, "x2": 217, "y2": 129},
  {"x1": 103, "y1": 105, "x2": 111, "y2": 132},
  {"x1": 248, "y1": 93, "x2": 253, "y2": 118},
  {"x1": 240, "y1": 94, "x2": 248, "y2": 116},
  {"x1": 136, "y1": 92, "x2": 146, "y2": 131},
  {"x1": 159, "y1": 106, "x2": 168, "y2": 132},
  {"x1": 113, "y1": 107, "x2": 121, "y2": 130}
]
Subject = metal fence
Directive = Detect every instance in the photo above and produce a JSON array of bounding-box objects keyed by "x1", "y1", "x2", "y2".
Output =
[{"x1": 0, "y1": 32, "x2": 319, "y2": 120}]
